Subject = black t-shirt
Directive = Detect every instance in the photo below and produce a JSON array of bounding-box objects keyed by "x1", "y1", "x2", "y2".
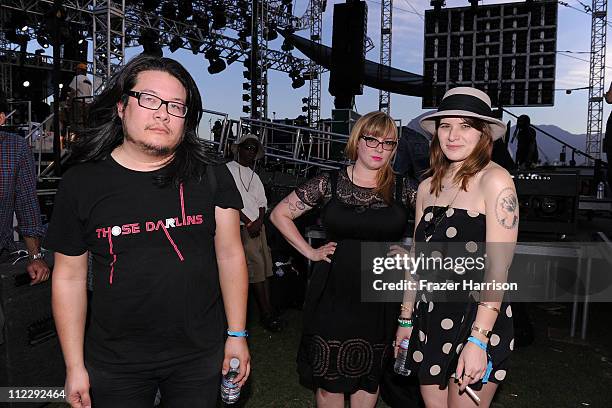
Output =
[{"x1": 45, "y1": 157, "x2": 242, "y2": 368}]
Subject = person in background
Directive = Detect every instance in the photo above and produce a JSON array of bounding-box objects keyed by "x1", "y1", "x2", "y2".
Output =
[
  {"x1": 0, "y1": 93, "x2": 50, "y2": 283},
  {"x1": 227, "y1": 134, "x2": 285, "y2": 332},
  {"x1": 603, "y1": 82, "x2": 612, "y2": 188},
  {"x1": 511, "y1": 114, "x2": 538, "y2": 169},
  {"x1": 66, "y1": 62, "x2": 93, "y2": 128}
]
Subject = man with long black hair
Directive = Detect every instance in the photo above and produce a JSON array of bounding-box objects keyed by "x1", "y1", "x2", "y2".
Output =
[{"x1": 45, "y1": 55, "x2": 250, "y2": 408}]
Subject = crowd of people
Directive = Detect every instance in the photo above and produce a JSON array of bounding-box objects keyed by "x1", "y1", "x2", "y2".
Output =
[{"x1": 0, "y1": 54, "x2": 560, "y2": 408}]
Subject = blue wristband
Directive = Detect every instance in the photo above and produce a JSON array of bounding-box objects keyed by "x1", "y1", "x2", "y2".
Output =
[
  {"x1": 482, "y1": 359, "x2": 493, "y2": 384},
  {"x1": 227, "y1": 330, "x2": 249, "y2": 338},
  {"x1": 466, "y1": 336, "x2": 488, "y2": 351}
]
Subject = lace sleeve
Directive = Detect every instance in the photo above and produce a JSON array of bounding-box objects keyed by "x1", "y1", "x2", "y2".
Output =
[
  {"x1": 295, "y1": 172, "x2": 332, "y2": 208},
  {"x1": 402, "y1": 176, "x2": 419, "y2": 209}
]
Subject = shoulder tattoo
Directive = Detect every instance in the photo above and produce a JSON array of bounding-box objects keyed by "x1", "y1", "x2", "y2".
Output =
[
  {"x1": 495, "y1": 187, "x2": 518, "y2": 229},
  {"x1": 284, "y1": 197, "x2": 305, "y2": 219}
]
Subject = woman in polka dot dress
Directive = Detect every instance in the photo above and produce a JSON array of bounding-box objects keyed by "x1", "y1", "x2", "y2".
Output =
[{"x1": 394, "y1": 87, "x2": 518, "y2": 408}]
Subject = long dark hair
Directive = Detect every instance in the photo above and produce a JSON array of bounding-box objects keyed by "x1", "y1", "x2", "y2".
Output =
[{"x1": 70, "y1": 54, "x2": 216, "y2": 186}]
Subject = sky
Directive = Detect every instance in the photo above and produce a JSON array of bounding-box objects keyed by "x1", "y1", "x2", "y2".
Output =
[{"x1": 30, "y1": 0, "x2": 612, "y2": 143}]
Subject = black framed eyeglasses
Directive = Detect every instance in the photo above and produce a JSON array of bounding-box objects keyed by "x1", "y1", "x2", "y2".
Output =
[
  {"x1": 359, "y1": 135, "x2": 397, "y2": 151},
  {"x1": 126, "y1": 91, "x2": 188, "y2": 118}
]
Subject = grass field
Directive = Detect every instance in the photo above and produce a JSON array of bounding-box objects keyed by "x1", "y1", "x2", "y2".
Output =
[{"x1": 48, "y1": 302, "x2": 612, "y2": 407}]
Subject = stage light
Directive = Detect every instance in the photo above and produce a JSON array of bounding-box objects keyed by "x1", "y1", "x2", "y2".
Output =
[
  {"x1": 292, "y1": 76, "x2": 305, "y2": 89},
  {"x1": 281, "y1": 38, "x2": 294, "y2": 51},
  {"x1": 243, "y1": 106, "x2": 251, "y2": 113},
  {"x1": 178, "y1": 0, "x2": 193, "y2": 19},
  {"x1": 212, "y1": 5, "x2": 227, "y2": 30},
  {"x1": 263, "y1": 25, "x2": 278, "y2": 41},
  {"x1": 23, "y1": 81, "x2": 30, "y2": 87},
  {"x1": 243, "y1": 83, "x2": 251, "y2": 91},
  {"x1": 243, "y1": 71, "x2": 251, "y2": 80},
  {"x1": 59, "y1": 83, "x2": 64, "y2": 89},
  {"x1": 302, "y1": 97, "x2": 309, "y2": 104},
  {"x1": 142, "y1": 0, "x2": 161, "y2": 12},
  {"x1": 242, "y1": 94, "x2": 251, "y2": 102},
  {"x1": 205, "y1": 47, "x2": 221, "y2": 60},
  {"x1": 160, "y1": 2, "x2": 176, "y2": 20},
  {"x1": 208, "y1": 58, "x2": 226, "y2": 74},
  {"x1": 187, "y1": 33, "x2": 204, "y2": 55},
  {"x1": 139, "y1": 28, "x2": 163, "y2": 57},
  {"x1": 192, "y1": 12, "x2": 210, "y2": 34},
  {"x1": 37, "y1": 35, "x2": 50, "y2": 49},
  {"x1": 169, "y1": 36, "x2": 183, "y2": 52}
]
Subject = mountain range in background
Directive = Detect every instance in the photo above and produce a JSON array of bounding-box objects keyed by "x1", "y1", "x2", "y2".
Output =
[{"x1": 405, "y1": 113, "x2": 599, "y2": 165}]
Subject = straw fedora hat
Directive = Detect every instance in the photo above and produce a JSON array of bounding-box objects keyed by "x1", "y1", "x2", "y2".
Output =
[{"x1": 419, "y1": 87, "x2": 506, "y2": 141}]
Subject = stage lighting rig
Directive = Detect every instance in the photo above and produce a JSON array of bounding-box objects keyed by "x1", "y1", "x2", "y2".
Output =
[
  {"x1": 178, "y1": 0, "x2": 194, "y2": 19},
  {"x1": 211, "y1": 4, "x2": 228, "y2": 30},
  {"x1": 160, "y1": 2, "x2": 177, "y2": 20},
  {"x1": 208, "y1": 58, "x2": 226, "y2": 74},
  {"x1": 291, "y1": 76, "x2": 305, "y2": 89},
  {"x1": 37, "y1": 35, "x2": 50, "y2": 49},
  {"x1": 431, "y1": 0, "x2": 445, "y2": 12},
  {"x1": 142, "y1": 0, "x2": 161, "y2": 13},
  {"x1": 169, "y1": 36, "x2": 183, "y2": 53},
  {"x1": 188, "y1": 35, "x2": 204, "y2": 54},
  {"x1": 139, "y1": 28, "x2": 162, "y2": 57}
]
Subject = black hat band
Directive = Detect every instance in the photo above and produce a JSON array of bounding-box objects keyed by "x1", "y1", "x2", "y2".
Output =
[{"x1": 438, "y1": 94, "x2": 492, "y2": 117}]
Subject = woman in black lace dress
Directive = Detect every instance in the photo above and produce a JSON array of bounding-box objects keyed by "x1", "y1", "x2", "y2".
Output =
[
  {"x1": 271, "y1": 111, "x2": 417, "y2": 407},
  {"x1": 394, "y1": 87, "x2": 518, "y2": 408}
]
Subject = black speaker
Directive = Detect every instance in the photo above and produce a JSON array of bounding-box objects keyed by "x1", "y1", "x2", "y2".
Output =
[
  {"x1": 329, "y1": 1, "x2": 367, "y2": 106},
  {"x1": 0, "y1": 253, "x2": 65, "y2": 408},
  {"x1": 513, "y1": 170, "x2": 579, "y2": 236}
]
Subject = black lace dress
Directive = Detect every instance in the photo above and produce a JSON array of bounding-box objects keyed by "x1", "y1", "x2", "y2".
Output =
[{"x1": 294, "y1": 168, "x2": 417, "y2": 394}]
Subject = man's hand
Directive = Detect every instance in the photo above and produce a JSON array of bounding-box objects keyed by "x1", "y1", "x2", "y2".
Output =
[
  {"x1": 222, "y1": 337, "x2": 251, "y2": 388},
  {"x1": 246, "y1": 219, "x2": 263, "y2": 238},
  {"x1": 65, "y1": 365, "x2": 91, "y2": 408},
  {"x1": 26, "y1": 259, "x2": 50, "y2": 285}
]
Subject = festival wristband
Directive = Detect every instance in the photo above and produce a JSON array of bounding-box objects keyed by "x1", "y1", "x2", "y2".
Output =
[
  {"x1": 227, "y1": 330, "x2": 249, "y2": 338},
  {"x1": 466, "y1": 336, "x2": 494, "y2": 384},
  {"x1": 398, "y1": 319, "x2": 413, "y2": 328},
  {"x1": 466, "y1": 336, "x2": 487, "y2": 351}
]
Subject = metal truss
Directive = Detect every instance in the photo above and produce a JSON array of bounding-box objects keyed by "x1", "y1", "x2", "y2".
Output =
[
  {"x1": 254, "y1": 0, "x2": 269, "y2": 120},
  {"x1": 92, "y1": 0, "x2": 125, "y2": 93},
  {"x1": 305, "y1": 0, "x2": 324, "y2": 128},
  {"x1": 1, "y1": 1, "x2": 311, "y2": 96},
  {"x1": 378, "y1": 0, "x2": 392, "y2": 114},
  {"x1": 0, "y1": 7, "x2": 14, "y2": 96},
  {"x1": 585, "y1": 0, "x2": 607, "y2": 162}
]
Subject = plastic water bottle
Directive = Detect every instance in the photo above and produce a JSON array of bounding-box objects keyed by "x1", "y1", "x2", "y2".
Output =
[
  {"x1": 220, "y1": 358, "x2": 241, "y2": 404},
  {"x1": 394, "y1": 338, "x2": 411, "y2": 376},
  {"x1": 597, "y1": 181, "x2": 605, "y2": 199}
]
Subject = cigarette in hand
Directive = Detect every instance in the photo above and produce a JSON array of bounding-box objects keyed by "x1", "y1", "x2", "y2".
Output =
[{"x1": 451, "y1": 373, "x2": 481, "y2": 405}]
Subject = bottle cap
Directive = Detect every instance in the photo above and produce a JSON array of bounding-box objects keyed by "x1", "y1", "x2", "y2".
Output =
[{"x1": 229, "y1": 358, "x2": 240, "y2": 369}]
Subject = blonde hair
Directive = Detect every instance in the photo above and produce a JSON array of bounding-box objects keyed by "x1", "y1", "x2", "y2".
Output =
[
  {"x1": 425, "y1": 116, "x2": 493, "y2": 195},
  {"x1": 345, "y1": 111, "x2": 398, "y2": 203}
]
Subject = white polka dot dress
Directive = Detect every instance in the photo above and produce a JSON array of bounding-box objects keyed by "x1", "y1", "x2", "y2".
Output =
[{"x1": 400, "y1": 206, "x2": 514, "y2": 390}]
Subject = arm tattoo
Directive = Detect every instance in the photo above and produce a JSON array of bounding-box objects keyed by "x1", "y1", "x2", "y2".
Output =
[
  {"x1": 495, "y1": 187, "x2": 519, "y2": 229},
  {"x1": 285, "y1": 198, "x2": 306, "y2": 219}
]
